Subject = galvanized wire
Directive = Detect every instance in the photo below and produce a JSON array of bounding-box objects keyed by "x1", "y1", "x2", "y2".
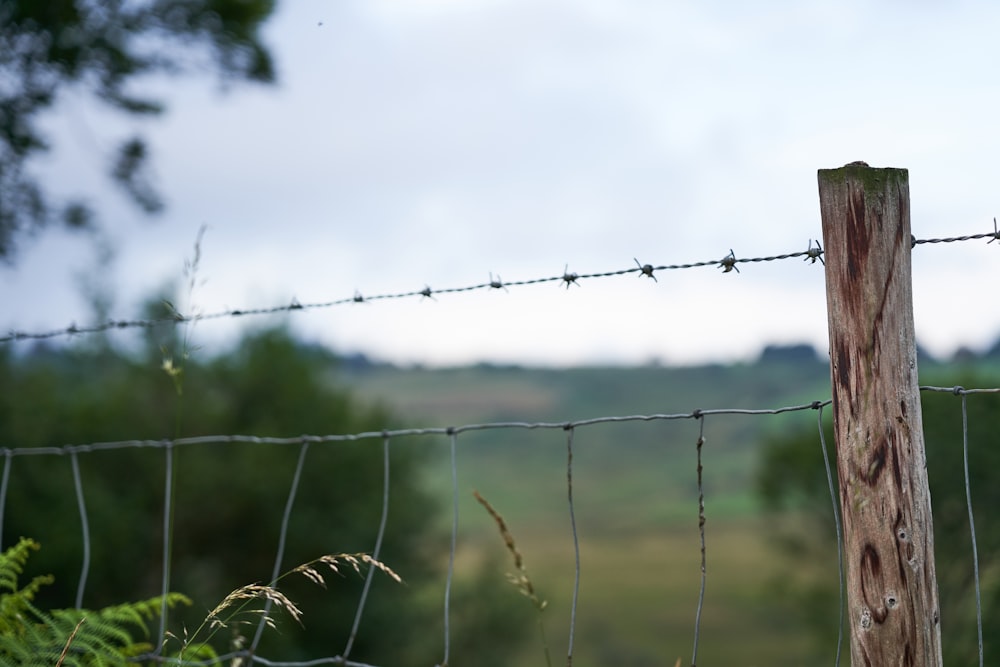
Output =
[
  {"x1": 70, "y1": 451, "x2": 90, "y2": 610},
  {"x1": 0, "y1": 402, "x2": 836, "y2": 457},
  {"x1": 565, "y1": 426, "x2": 580, "y2": 667},
  {"x1": 691, "y1": 414, "x2": 707, "y2": 667},
  {"x1": 1, "y1": 387, "x2": 996, "y2": 666},
  {"x1": 343, "y1": 437, "x2": 391, "y2": 660},
  {"x1": 817, "y1": 404, "x2": 844, "y2": 667},
  {"x1": 251, "y1": 441, "x2": 311, "y2": 653},
  {"x1": 960, "y1": 393, "x2": 984, "y2": 667}
]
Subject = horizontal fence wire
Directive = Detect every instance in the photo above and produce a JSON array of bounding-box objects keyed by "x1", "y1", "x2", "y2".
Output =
[
  {"x1": 4, "y1": 385, "x2": 996, "y2": 458},
  {"x1": 3, "y1": 225, "x2": 997, "y2": 345},
  {"x1": 0, "y1": 398, "x2": 832, "y2": 667},
  {"x1": 0, "y1": 401, "x2": 834, "y2": 457},
  {"x1": 0, "y1": 383, "x2": 995, "y2": 666}
]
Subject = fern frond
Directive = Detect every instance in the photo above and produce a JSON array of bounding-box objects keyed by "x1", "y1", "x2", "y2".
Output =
[
  {"x1": 0, "y1": 538, "x2": 40, "y2": 593},
  {"x1": 0, "y1": 539, "x2": 206, "y2": 666}
]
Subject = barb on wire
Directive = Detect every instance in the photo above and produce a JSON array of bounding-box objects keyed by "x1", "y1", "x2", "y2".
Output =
[
  {"x1": 805, "y1": 239, "x2": 825, "y2": 265},
  {"x1": 561, "y1": 265, "x2": 580, "y2": 289},
  {"x1": 634, "y1": 258, "x2": 657, "y2": 282},
  {"x1": 718, "y1": 249, "x2": 739, "y2": 273},
  {"x1": 488, "y1": 272, "x2": 508, "y2": 292}
]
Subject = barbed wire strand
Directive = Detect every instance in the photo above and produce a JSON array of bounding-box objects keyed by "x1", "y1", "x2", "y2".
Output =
[
  {"x1": 565, "y1": 426, "x2": 580, "y2": 667},
  {"x1": 910, "y1": 219, "x2": 1000, "y2": 245},
  {"x1": 817, "y1": 404, "x2": 844, "y2": 667},
  {"x1": 251, "y1": 441, "x2": 311, "y2": 653},
  {"x1": 70, "y1": 451, "x2": 91, "y2": 610},
  {"x1": 3, "y1": 226, "x2": 997, "y2": 346},
  {"x1": 691, "y1": 414, "x2": 707, "y2": 667},
  {"x1": 343, "y1": 436, "x2": 391, "y2": 660},
  {"x1": 960, "y1": 393, "x2": 984, "y2": 667}
]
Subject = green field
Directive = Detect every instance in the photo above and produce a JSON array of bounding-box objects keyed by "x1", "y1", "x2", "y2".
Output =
[
  {"x1": 336, "y1": 354, "x2": 990, "y2": 664},
  {"x1": 462, "y1": 517, "x2": 828, "y2": 667},
  {"x1": 339, "y1": 357, "x2": 843, "y2": 664}
]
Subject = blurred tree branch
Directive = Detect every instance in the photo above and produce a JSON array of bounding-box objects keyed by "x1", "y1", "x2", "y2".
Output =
[{"x1": 0, "y1": 0, "x2": 277, "y2": 261}]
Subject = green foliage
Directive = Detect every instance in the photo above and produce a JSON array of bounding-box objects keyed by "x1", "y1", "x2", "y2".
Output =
[
  {"x1": 756, "y1": 373, "x2": 1000, "y2": 664},
  {"x1": 0, "y1": 537, "x2": 209, "y2": 666},
  {"x1": 0, "y1": 325, "x2": 530, "y2": 663},
  {"x1": 0, "y1": 0, "x2": 278, "y2": 260}
]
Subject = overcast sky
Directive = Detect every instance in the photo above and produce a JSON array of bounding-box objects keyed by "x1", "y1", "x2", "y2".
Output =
[{"x1": 3, "y1": 0, "x2": 999, "y2": 366}]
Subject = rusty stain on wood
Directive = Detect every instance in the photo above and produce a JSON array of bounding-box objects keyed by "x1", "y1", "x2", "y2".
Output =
[{"x1": 818, "y1": 165, "x2": 942, "y2": 666}]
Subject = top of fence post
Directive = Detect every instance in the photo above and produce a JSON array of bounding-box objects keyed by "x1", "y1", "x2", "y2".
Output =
[{"x1": 818, "y1": 163, "x2": 942, "y2": 666}]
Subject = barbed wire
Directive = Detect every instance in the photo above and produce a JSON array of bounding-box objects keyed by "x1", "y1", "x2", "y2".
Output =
[
  {"x1": 911, "y1": 218, "x2": 1000, "y2": 246},
  {"x1": 3, "y1": 226, "x2": 995, "y2": 345}
]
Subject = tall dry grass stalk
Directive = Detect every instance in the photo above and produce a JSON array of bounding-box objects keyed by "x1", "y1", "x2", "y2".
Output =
[
  {"x1": 174, "y1": 553, "x2": 401, "y2": 660},
  {"x1": 473, "y1": 490, "x2": 551, "y2": 667}
]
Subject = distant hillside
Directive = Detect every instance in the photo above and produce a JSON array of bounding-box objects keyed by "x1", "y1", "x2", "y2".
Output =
[{"x1": 333, "y1": 345, "x2": 991, "y2": 533}]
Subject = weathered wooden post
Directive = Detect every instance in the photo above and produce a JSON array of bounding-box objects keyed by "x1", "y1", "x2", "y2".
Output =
[{"x1": 818, "y1": 163, "x2": 942, "y2": 666}]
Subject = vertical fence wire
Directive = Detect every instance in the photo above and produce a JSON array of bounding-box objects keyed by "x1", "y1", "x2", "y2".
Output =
[
  {"x1": 5, "y1": 389, "x2": 996, "y2": 665},
  {"x1": 439, "y1": 430, "x2": 459, "y2": 667},
  {"x1": 343, "y1": 436, "x2": 392, "y2": 660},
  {"x1": 251, "y1": 440, "x2": 311, "y2": 653},
  {"x1": 960, "y1": 393, "x2": 984, "y2": 667},
  {"x1": 690, "y1": 414, "x2": 707, "y2": 667},
  {"x1": 69, "y1": 451, "x2": 90, "y2": 610},
  {"x1": 0, "y1": 452, "x2": 10, "y2": 550},
  {"x1": 156, "y1": 443, "x2": 175, "y2": 652},
  {"x1": 565, "y1": 426, "x2": 580, "y2": 667},
  {"x1": 816, "y1": 404, "x2": 845, "y2": 666}
]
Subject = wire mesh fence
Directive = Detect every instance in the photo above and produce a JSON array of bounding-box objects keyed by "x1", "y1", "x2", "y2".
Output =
[{"x1": 0, "y1": 226, "x2": 997, "y2": 665}]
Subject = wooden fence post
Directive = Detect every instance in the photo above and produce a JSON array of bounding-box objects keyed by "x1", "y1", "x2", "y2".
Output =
[{"x1": 818, "y1": 163, "x2": 942, "y2": 666}]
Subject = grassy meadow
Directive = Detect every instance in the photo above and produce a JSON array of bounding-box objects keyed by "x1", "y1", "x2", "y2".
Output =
[
  {"x1": 339, "y1": 352, "x2": 993, "y2": 665},
  {"x1": 341, "y1": 355, "x2": 841, "y2": 665}
]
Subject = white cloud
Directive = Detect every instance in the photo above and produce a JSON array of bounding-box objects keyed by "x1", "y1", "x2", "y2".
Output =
[{"x1": 3, "y1": 0, "x2": 1000, "y2": 365}]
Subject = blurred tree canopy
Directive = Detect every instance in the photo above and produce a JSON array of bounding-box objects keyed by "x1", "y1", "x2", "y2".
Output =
[
  {"x1": 0, "y1": 0, "x2": 277, "y2": 261},
  {"x1": 757, "y1": 375, "x2": 1000, "y2": 664},
  {"x1": 0, "y1": 323, "x2": 529, "y2": 664}
]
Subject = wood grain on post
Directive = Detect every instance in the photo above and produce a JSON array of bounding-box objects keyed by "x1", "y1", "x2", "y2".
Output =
[{"x1": 818, "y1": 164, "x2": 942, "y2": 666}]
